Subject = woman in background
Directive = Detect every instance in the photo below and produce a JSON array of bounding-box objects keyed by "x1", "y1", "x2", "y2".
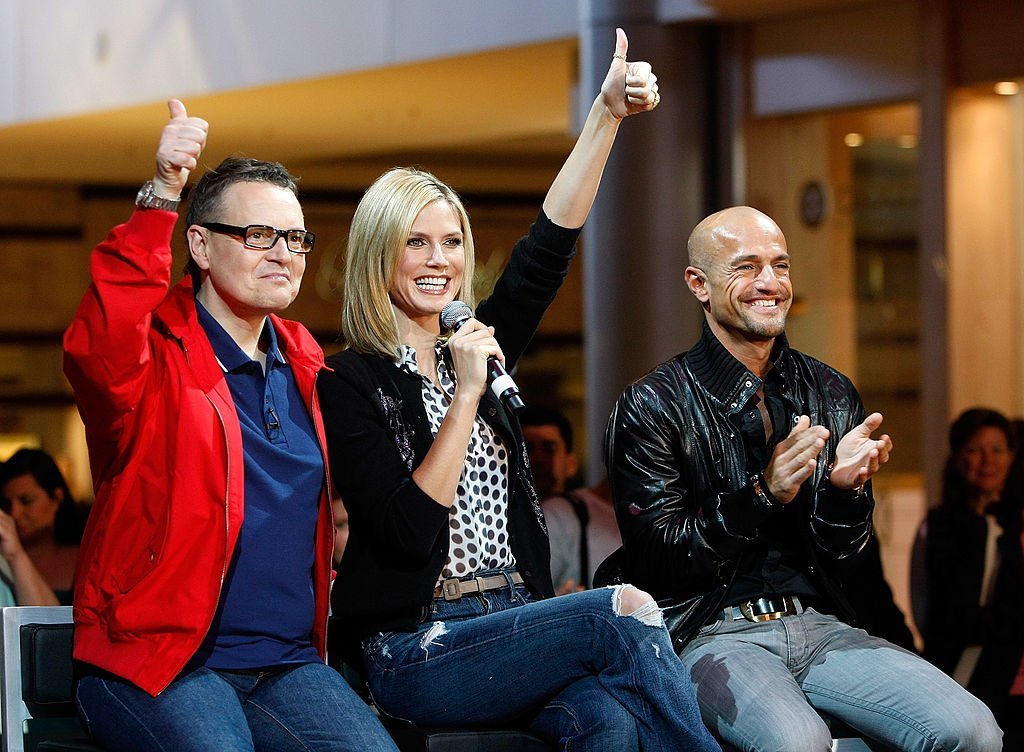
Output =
[
  {"x1": 924, "y1": 407, "x2": 1024, "y2": 744},
  {"x1": 0, "y1": 448, "x2": 83, "y2": 604}
]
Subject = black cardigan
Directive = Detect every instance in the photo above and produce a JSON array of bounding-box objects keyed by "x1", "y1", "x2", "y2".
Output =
[
  {"x1": 319, "y1": 210, "x2": 578, "y2": 640},
  {"x1": 924, "y1": 500, "x2": 1024, "y2": 718}
]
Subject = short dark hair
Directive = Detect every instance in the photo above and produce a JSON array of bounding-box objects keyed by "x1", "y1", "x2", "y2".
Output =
[
  {"x1": 0, "y1": 448, "x2": 84, "y2": 546},
  {"x1": 519, "y1": 405, "x2": 574, "y2": 452},
  {"x1": 948, "y1": 407, "x2": 1017, "y2": 455},
  {"x1": 941, "y1": 407, "x2": 1018, "y2": 510},
  {"x1": 183, "y1": 156, "x2": 301, "y2": 288}
]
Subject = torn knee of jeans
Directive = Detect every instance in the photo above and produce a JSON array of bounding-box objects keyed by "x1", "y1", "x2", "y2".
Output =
[
  {"x1": 611, "y1": 584, "x2": 665, "y2": 628},
  {"x1": 419, "y1": 621, "x2": 449, "y2": 652}
]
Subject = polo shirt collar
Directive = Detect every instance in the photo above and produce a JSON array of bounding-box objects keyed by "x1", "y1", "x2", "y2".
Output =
[{"x1": 194, "y1": 298, "x2": 284, "y2": 373}]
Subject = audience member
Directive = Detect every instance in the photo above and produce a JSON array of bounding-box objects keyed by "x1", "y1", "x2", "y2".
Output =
[
  {"x1": 601, "y1": 205, "x2": 1001, "y2": 750},
  {"x1": 318, "y1": 31, "x2": 720, "y2": 751},
  {"x1": 62, "y1": 100, "x2": 396, "y2": 752},
  {"x1": 0, "y1": 448, "x2": 81, "y2": 605},
  {"x1": 521, "y1": 405, "x2": 621, "y2": 592},
  {"x1": 924, "y1": 407, "x2": 1024, "y2": 741}
]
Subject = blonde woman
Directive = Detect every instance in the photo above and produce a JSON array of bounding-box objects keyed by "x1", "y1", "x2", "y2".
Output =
[{"x1": 318, "y1": 30, "x2": 720, "y2": 752}]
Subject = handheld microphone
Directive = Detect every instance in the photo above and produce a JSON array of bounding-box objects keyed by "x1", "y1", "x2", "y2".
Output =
[{"x1": 440, "y1": 301, "x2": 525, "y2": 414}]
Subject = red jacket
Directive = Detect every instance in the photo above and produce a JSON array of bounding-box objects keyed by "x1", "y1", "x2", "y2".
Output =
[{"x1": 63, "y1": 209, "x2": 333, "y2": 696}]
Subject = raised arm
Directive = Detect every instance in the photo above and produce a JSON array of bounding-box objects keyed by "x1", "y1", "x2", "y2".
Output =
[
  {"x1": 542, "y1": 28, "x2": 660, "y2": 228},
  {"x1": 152, "y1": 99, "x2": 208, "y2": 201},
  {"x1": 63, "y1": 101, "x2": 208, "y2": 433},
  {"x1": 605, "y1": 380, "x2": 745, "y2": 596}
]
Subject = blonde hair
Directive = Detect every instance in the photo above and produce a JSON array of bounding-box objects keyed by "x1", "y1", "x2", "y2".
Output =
[{"x1": 341, "y1": 167, "x2": 476, "y2": 359}]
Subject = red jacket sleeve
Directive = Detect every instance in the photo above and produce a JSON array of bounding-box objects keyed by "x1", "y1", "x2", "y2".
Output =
[{"x1": 62, "y1": 209, "x2": 178, "y2": 447}]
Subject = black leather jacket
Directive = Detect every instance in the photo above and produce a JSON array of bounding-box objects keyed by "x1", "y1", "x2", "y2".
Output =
[{"x1": 598, "y1": 323, "x2": 874, "y2": 653}]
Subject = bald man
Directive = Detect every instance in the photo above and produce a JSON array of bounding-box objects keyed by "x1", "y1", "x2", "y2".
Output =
[{"x1": 601, "y1": 207, "x2": 1001, "y2": 750}]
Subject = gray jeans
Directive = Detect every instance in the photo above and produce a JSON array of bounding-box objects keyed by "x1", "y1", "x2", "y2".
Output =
[{"x1": 679, "y1": 607, "x2": 1001, "y2": 752}]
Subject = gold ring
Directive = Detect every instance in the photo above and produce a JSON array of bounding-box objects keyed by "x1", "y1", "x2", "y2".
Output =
[
  {"x1": 652, "y1": 91, "x2": 661, "y2": 108},
  {"x1": 612, "y1": 53, "x2": 626, "y2": 61}
]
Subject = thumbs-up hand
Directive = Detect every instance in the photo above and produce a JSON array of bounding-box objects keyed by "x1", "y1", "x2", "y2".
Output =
[
  {"x1": 153, "y1": 99, "x2": 209, "y2": 199},
  {"x1": 600, "y1": 28, "x2": 661, "y2": 120}
]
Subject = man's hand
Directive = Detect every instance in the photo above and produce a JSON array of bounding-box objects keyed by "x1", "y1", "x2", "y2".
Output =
[
  {"x1": 829, "y1": 412, "x2": 892, "y2": 491},
  {"x1": 763, "y1": 415, "x2": 829, "y2": 504},
  {"x1": 153, "y1": 99, "x2": 209, "y2": 200}
]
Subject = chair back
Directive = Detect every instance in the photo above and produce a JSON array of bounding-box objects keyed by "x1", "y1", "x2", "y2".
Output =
[{"x1": 0, "y1": 606, "x2": 92, "y2": 752}]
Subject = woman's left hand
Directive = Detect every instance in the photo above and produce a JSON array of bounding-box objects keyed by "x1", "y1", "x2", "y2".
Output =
[
  {"x1": 0, "y1": 510, "x2": 26, "y2": 562},
  {"x1": 600, "y1": 27, "x2": 660, "y2": 120}
]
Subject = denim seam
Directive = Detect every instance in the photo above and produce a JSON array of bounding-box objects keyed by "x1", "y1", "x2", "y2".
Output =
[
  {"x1": 543, "y1": 699, "x2": 583, "y2": 752},
  {"x1": 801, "y1": 682, "x2": 941, "y2": 749},
  {"x1": 91, "y1": 679, "x2": 175, "y2": 752},
  {"x1": 244, "y1": 696, "x2": 314, "y2": 752}
]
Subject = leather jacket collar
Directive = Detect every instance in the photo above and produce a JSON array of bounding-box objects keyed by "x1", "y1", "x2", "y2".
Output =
[{"x1": 684, "y1": 322, "x2": 791, "y2": 416}]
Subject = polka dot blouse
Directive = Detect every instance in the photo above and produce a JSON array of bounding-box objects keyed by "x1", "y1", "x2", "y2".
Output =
[{"x1": 399, "y1": 343, "x2": 515, "y2": 579}]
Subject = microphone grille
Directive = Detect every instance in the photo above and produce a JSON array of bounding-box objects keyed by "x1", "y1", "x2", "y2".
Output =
[{"x1": 440, "y1": 300, "x2": 474, "y2": 330}]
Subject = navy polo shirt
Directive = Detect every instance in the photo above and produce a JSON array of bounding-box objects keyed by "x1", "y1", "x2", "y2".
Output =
[{"x1": 192, "y1": 300, "x2": 323, "y2": 670}]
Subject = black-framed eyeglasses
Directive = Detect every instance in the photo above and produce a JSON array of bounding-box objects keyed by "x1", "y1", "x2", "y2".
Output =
[{"x1": 201, "y1": 222, "x2": 316, "y2": 254}]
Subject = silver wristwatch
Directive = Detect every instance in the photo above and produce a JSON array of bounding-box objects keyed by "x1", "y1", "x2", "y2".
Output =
[{"x1": 135, "y1": 181, "x2": 181, "y2": 211}]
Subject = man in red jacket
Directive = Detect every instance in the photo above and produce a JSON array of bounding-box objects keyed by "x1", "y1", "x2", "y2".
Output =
[{"x1": 63, "y1": 100, "x2": 396, "y2": 752}]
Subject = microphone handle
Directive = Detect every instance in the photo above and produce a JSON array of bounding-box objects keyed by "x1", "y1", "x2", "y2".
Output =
[{"x1": 486, "y1": 357, "x2": 525, "y2": 414}]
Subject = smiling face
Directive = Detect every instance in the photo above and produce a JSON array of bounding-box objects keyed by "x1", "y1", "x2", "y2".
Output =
[
  {"x1": 685, "y1": 206, "x2": 792, "y2": 351},
  {"x1": 388, "y1": 198, "x2": 465, "y2": 332},
  {"x1": 957, "y1": 426, "x2": 1014, "y2": 502},
  {"x1": 188, "y1": 181, "x2": 307, "y2": 324}
]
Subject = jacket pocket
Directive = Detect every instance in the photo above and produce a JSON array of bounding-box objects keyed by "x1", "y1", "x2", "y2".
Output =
[{"x1": 112, "y1": 538, "x2": 161, "y2": 594}]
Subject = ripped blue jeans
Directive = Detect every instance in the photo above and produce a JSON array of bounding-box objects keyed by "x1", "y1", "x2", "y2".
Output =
[{"x1": 362, "y1": 576, "x2": 720, "y2": 752}]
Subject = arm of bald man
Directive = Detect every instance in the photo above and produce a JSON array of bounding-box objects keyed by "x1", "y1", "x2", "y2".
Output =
[
  {"x1": 763, "y1": 415, "x2": 830, "y2": 504},
  {"x1": 829, "y1": 412, "x2": 893, "y2": 491}
]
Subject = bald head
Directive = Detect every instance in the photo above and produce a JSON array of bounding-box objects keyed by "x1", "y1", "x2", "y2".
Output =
[
  {"x1": 683, "y1": 205, "x2": 792, "y2": 352},
  {"x1": 687, "y1": 206, "x2": 782, "y2": 270}
]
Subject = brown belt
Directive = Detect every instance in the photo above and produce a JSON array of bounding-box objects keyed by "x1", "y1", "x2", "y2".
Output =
[
  {"x1": 721, "y1": 595, "x2": 804, "y2": 623},
  {"x1": 434, "y1": 572, "x2": 524, "y2": 601}
]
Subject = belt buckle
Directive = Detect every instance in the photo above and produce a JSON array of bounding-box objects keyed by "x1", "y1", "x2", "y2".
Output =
[
  {"x1": 441, "y1": 577, "x2": 463, "y2": 601},
  {"x1": 738, "y1": 596, "x2": 792, "y2": 622}
]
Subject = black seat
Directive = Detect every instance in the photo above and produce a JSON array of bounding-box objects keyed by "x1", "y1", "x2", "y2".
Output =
[
  {"x1": 384, "y1": 725, "x2": 549, "y2": 752},
  {"x1": 0, "y1": 606, "x2": 101, "y2": 752},
  {"x1": 3, "y1": 607, "x2": 551, "y2": 751}
]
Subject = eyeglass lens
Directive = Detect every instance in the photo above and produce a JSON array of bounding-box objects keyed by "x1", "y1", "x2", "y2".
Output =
[{"x1": 244, "y1": 225, "x2": 314, "y2": 253}]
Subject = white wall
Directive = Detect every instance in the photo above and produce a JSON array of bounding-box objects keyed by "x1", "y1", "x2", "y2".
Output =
[
  {"x1": 749, "y1": 0, "x2": 919, "y2": 116},
  {"x1": 0, "y1": 0, "x2": 579, "y2": 125},
  {"x1": 947, "y1": 92, "x2": 1024, "y2": 417}
]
